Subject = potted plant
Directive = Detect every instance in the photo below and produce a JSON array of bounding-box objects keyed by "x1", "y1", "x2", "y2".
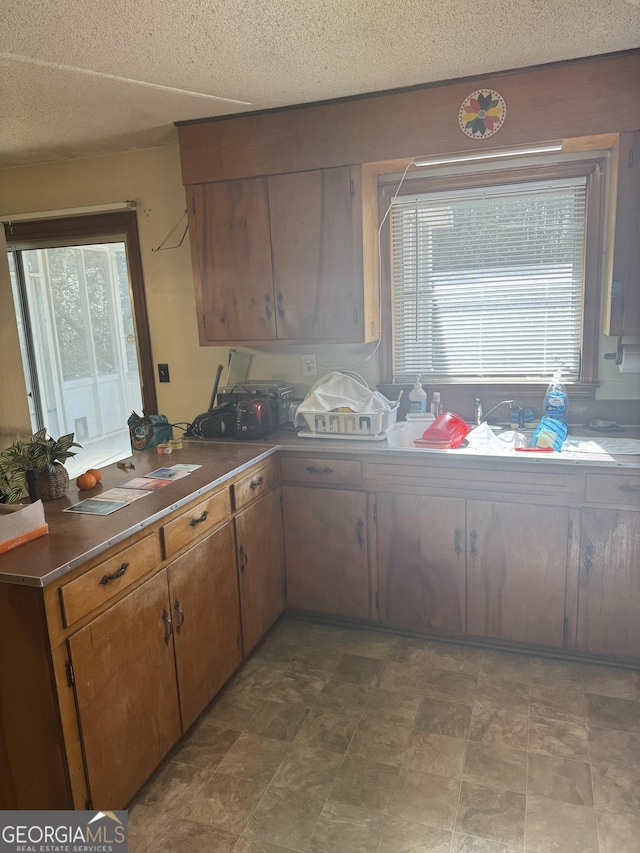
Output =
[
  {"x1": 0, "y1": 430, "x2": 82, "y2": 502},
  {"x1": 0, "y1": 439, "x2": 30, "y2": 503}
]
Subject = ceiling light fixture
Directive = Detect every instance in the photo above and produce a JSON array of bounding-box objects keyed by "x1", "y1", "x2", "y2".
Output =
[{"x1": 412, "y1": 142, "x2": 563, "y2": 168}]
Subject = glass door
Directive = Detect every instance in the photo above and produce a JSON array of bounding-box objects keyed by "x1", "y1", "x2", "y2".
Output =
[{"x1": 8, "y1": 240, "x2": 144, "y2": 476}]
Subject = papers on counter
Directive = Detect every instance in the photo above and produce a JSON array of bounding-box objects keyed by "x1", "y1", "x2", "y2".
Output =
[{"x1": 64, "y1": 464, "x2": 203, "y2": 515}]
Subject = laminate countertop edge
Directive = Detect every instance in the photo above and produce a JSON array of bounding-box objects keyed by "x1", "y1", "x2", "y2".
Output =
[{"x1": 1, "y1": 434, "x2": 638, "y2": 588}]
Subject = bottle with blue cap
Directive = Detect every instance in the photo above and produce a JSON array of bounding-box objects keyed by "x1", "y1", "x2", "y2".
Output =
[{"x1": 544, "y1": 369, "x2": 568, "y2": 422}]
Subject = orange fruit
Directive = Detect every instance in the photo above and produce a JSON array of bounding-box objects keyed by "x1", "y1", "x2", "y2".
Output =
[
  {"x1": 87, "y1": 468, "x2": 102, "y2": 483},
  {"x1": 76, "y1": 472, "x2": 97, "y2": 490}
]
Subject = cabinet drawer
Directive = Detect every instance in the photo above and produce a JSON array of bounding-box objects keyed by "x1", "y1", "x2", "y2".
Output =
[
  {"x1": 233, "y1": 461, "x2": 277, "y2": 511},
  {"x1": 60, "y1": 534, "x2": 161, "y2": 627},
  {"x1": 161, "y1": 488, "x2": 231, "y2": 559},
  {"x1": 585, "y1": 473, "x2": 640, "y2": 507},
  {"x1": 280, "y1": 456, "x2": 362, "y2": 487}
]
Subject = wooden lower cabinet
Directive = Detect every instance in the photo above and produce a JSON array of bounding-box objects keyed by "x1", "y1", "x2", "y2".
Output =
[
  {"x1": 168, "y1": 522, "x2": 242, "y2": 730},
  {"x1": 466, "y1": 500, "x2": 569, "y2": 647},
  {"x1": 69, "y1": 521, "x2": 243, "y2": 808},
  {"x1": 576, "y1": 508, "x2": 640, "y2": 657},
  {"x1": 282, "y1": 485, "x2": 370, "y2": 619},
  {"x1": 68, "y1": 570, "x2": 181, "y2": 808},
  {"x1": 235, "y1": 488, "x2": 285, "y2": 655},
  {"x1": 376, "y1": 493, "x2": 466, "y2": 633}
]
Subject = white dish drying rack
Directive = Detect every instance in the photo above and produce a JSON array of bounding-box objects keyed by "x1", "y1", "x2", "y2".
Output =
[
  {"x1": 297, "y1": 404, "x2": 399, "y2": 440},
  {"x1": 295, "y1": 371, "x2": 399, "y2": 440}
]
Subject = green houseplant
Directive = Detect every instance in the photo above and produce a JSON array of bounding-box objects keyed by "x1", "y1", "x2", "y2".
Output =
[{"x1": 0, "y1": 430, "x2": 82, "y2": 502}]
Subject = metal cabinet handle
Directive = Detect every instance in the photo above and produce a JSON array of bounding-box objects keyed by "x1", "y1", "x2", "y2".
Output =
[
  {"x1": 265, "y1": 294, "x2": 272, "y2": 319},
  {"x1": 162, "y1": 609, "x2": 173, "y2": 645},
  {"x1": 356, "y1": 518, "x2": 364, "y2": 548},
  {"x1": 306, "y1": 465, "x2": 333, "y2": 475},
  {"x1": 277, "y1": 293, "x2": 285, "y2": 318},
  {"x1": 190, "y1": 510, "x2": 209, "y2": 527},
  {"x1": 238, "y1": 544, "x2": 248, "y2": 573},
  {"x1": 250, "y1": 476, "x2": 264, "y2": 490},
  {"x1": 470, "y1": 529, "x2": 478, "y2": 559},
  {"x1": 619, "y1": 484, "x2": 639, "y2": 493},
  {"x1": 454, "y1": 527, "x2": 462, "y2": 555},
  {"x1": 584, "y1": 541, "x2": 593, "y2": 576},
  {"x1": 174, "y1": 600, "x2": 185, "y2": 634},
  {"x1": 99, "y1": 562, "x2": 129, "y2": 585}
]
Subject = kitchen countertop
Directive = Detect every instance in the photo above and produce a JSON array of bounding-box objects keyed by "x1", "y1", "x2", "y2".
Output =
[
  {"x1": 1, "y1": 428, "x2": 638, "y2": 588},
  {"x1": 0, "y1": 442, "x2": 274, "y2": 588}
]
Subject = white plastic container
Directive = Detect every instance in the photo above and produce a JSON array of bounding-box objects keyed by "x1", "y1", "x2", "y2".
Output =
[
  {"x1": 385, "y1": 422, "x2": 412, "y2": 447},
  {"x1": 404, "y1": 413, "x2": 436, "y2": 444},
  {"x1": 430, "y1": 391, "x2": 442, "y2": 417}
]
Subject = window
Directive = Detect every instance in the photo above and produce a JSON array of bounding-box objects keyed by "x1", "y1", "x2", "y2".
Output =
[
  {"x1": 381, "y1": 159, "x2": 605, "y2": 389},
  {"x1": 5, "y1": 211, "x2": 156, "y2": 475}
]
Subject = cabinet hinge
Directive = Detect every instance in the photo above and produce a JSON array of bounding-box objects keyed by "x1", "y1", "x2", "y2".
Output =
[
  {"x1": 350, "y1": 179, "x2": 355, "y2": 197},
  {"x1": 202, "y1": 313, "x2": 206, "y2": 330},
  {"x1": 373, "y1": 502, "x2": 377, "y2": 522},
  {"x1": 65, "y1": 660, "x2": 75, "y2": 687},
  {"x1": 192, "y1": 197, "x2": 196, "y2": 214},
  {"x1": 563, "y1": 617, "x2": 569, "y2": 645},
  {"x1": 629, "y1": 147, "x2": 635, "y2": 168}
]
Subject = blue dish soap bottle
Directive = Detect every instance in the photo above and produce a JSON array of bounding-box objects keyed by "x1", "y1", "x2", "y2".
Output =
[{"x1": 544, "y1": 370, "x2": 568, "y2": 422}]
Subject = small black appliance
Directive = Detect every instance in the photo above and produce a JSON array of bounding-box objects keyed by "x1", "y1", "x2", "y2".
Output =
[{"x1": 235, "y1": 397, "x2": 276, "y2": 439}]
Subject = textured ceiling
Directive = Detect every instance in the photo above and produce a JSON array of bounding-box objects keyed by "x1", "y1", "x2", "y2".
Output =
[{"x1": 1, "y1": 0, "x2": 639, "y2": 168}]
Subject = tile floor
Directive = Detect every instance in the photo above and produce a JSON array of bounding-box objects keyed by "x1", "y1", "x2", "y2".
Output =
[{"x1": 128, "y1": 616, "x2": 640, "y2": 852}]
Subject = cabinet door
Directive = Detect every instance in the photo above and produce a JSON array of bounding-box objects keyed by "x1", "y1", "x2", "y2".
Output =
[
  {"x1": 283, "y1": 486, "x2": 369, "y2": 619},
  {"x1": 577, "y1": 508, "x2": 640, "y2": 657},
  {"x1": 235, "y1": 488, "x2": 285, "y2": 656},
  {"x1": 268, "y1": 167, "x2": 363, "y2": 341},
  {"x1": 167, "y1": 522, "x2": 243, "y2": 731},
  {"x1": 69, "y1": 570, "x2": 181, "y2": 808},
  {"x1": 376, "y1": 493, "x2": 466, "y2": 633},
  {"x1": 187, "y1": 179, "x2": 276, "y2": 343},
  {"x1": 606, "y1": 131, "x2": 640, "y2": 335},
  {"x1": 466, "y1": 501, "x2": 568, "y2": 647}
]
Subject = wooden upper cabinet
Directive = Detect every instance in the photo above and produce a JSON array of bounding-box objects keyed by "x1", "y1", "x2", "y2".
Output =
[
  {"x1": 187, "y1": 178, "x2": 276, "y2": 344},
  {"x1": 605, "y1": 130, "x2": 640, "y2": 336},
  {"x1": 268, "y1": 167, "x2": 364, "y2": 341},
  {"x1": 186, "y1": 166, "x2": 379, "y2": 345}
]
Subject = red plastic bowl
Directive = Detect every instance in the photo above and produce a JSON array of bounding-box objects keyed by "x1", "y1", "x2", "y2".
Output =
[{"x1": 417, "y1": 412, "x2": 469, "y2": 449}]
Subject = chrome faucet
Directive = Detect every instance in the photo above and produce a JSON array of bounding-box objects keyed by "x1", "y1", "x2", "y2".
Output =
[
  {"x1": 478, "y1": 399, "x2": 514, "y2": 424},
  {"x1": 477, "y1": 399, "x2": 527, "y2": 429}
]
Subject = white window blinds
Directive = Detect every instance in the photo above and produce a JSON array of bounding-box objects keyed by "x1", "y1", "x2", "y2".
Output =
[{"x1": 390, "y1": 177, "x2": 587, "y2": 383}]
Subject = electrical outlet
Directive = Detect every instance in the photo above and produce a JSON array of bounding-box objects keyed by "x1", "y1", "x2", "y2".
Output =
[
  {"x1": 301, "y1": 354, "x2": 317, "y2": 376},
  {"x1": 158, "y1": 363, "x2": 170, "y2": 383}
]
